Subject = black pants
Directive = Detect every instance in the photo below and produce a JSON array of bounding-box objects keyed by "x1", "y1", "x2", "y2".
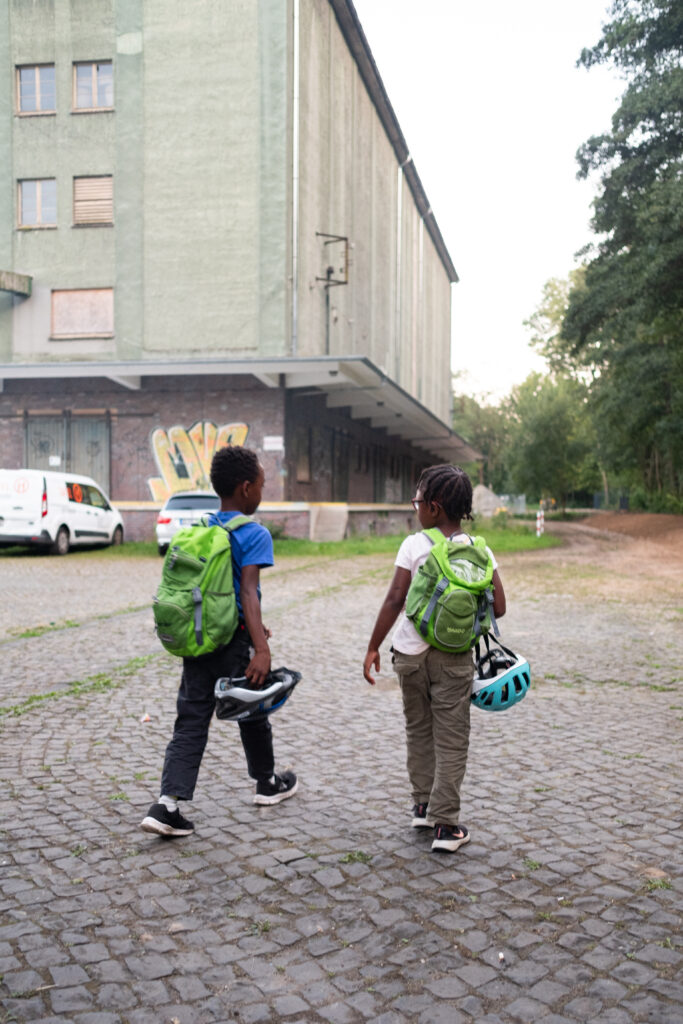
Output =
[{"x1": 160, "y1": 624, "x2": 274, "y2": 801}]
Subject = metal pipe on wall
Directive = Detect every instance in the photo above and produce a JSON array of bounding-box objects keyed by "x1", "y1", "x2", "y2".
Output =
[{"x1": 291, "y1": 0, "x2": 300, "y2": 356}]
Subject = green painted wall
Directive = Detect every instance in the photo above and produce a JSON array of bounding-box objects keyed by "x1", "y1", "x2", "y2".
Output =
[
  {"x1": 5, "y1": 0, "x2": 116, "y2": 361},
  {"x1": 1, "y1": 0, "x2": 289, "y2": 362}
]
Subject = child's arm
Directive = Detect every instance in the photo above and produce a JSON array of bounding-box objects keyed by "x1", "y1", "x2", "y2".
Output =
[
  {"x1": 240, "y1": 564, "x2": 271, "y2": 687},
  {"x1": 363, "y1": 567, "x2": 412, "y2": 686},
  {"x1": 492, "y1": 569, "x2": 506, "y2": 619}
]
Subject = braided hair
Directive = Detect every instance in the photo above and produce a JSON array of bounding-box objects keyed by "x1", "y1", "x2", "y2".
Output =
[
  {"x1": 210, "y1": 445, "x2": 261, "y2": 498},
  {"x1": 417, "y1": 464, "x2": 473, "y2": 521}
]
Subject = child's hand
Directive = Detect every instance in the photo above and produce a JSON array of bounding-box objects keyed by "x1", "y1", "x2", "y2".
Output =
[
  {"x1": 245, "y1": 650, "x2": 271, "y2": 688},
  {"x1": 363, "y1": 649, "x2": 380, "y2": 686}
]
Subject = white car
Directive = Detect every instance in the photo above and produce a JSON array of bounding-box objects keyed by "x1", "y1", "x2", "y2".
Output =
[
  {"x1": 156, "y1": 490, "x2": 219, "y2": 555},
  {"x1": 0, "y1": 469, "x2": 124, "y2": 555}
]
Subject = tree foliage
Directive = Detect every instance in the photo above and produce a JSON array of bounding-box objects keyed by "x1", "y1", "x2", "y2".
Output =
[
  {"x1": 543, "y1": 0, "x2": 683, "y2": 499},
  {"x1": 505, "y1": 374, "x2": 599, "y2": 510}
]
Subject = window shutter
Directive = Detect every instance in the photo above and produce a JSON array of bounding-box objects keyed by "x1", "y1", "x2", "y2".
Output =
[{"x1": 73, "y1": 176, "x2": 113, "y2": 224}]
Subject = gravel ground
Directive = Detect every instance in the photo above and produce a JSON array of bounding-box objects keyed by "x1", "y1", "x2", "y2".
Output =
[{"x1": 1, "y1": 520, "x2": 681, "y2": 1024}]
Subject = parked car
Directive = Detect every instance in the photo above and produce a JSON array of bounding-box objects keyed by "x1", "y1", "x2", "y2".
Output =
[
  {"x1": 156, "y1": 490, "x2": 219, "y2": 555},
  {"x1": 0, "y1": 469, "x2": 124, "y2": 555}
]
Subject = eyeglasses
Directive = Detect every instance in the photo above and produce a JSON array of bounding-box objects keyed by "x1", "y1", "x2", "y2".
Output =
[{"x1": 411, "y1": 498, "x2": 425, "y2": 512}]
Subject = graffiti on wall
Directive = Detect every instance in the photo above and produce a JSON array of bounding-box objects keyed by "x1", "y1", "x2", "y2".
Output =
[{"x1": 148, "y1": 420, "x2": 249, "y2": 501}]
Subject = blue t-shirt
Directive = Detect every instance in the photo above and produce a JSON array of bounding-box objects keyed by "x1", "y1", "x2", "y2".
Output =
[{"x1": 208, "y1": 511, "x2": 274, "y2": 617}]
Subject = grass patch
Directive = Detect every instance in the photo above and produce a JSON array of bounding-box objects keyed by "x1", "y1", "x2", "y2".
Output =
[
  {"x1": 646, "y1": 878, "x2": 672, "y2": 892},
  {"x1": 6, "y1": 619, "x2": 80, "y2": 640},
  {"x1": 339, "y1": 850, "x2": 373, "y2": 864},
  {"x1": 0, "y1": 653, "x2": 158, "y2": 723},
  {"x1": 274, "y1": 522, "x2": 561, "y2": 559}
]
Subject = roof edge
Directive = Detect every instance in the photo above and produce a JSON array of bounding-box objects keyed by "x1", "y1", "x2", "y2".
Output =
[{"x1": 327, "y1": 0, "x2": 459, "y2": 284}]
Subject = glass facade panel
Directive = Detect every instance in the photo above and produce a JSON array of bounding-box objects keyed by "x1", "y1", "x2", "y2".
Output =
[
  {"x1": 75, "y1": 63, "x2": 92, "y2": 107},
  {"x1": 97, "y1": 63, "x2": 113, "y2": 107},
  {"x1": 74, "y1": 62, "x2": 113, "y2": 109},
  {"x1": 39, "y1": 65, "x2": 56, "y2": 110},
  {"x1": 19, "y1": 67, "x2": 37, "y2": 111},
  {"x1": 20, "y1": 181, "x2": 38, "y2": 225},
  {"x1": 41, "y1": 180, "x2": 57, "y2": 224}
]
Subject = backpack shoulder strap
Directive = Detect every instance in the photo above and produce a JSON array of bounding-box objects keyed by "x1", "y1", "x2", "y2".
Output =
[
  {"x1": 423, "y1": 527, "x2": 446, "y2": 547},
  {"x1": 198, "y1": 513, "x2": 252, "y2": 533},
  {"x1": 222, "y1": 514, "x2": 252, "y2": 534}
]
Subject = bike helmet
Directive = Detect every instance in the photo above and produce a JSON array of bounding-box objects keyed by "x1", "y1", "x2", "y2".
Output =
[
  {"x1": 471, "y1": 639, "x2": 530, "y2": 712},
  {"x1": 214, "y1": 666, "x2": 301, "y2": 722}
]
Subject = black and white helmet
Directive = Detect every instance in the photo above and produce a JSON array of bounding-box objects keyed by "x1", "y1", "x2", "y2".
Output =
[{"x1": 214, "y1": 667, "x2": 301, "y2": 722}]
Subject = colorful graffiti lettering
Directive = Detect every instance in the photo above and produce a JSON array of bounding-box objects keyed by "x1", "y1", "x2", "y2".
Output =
[{"x1": 148, "y1": 420, "x2": 249, "y2": 501}]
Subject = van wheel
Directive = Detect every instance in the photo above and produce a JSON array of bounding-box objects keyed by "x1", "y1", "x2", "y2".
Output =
[
  {"x1": 111, "y1": 526, "x2": 124, "y2": 547},
  {"x1": 51, "y1": 526, "x2": 70, "y2": 556},
  {"x1": 158, "y1": 545, "x2": 168, "y2": 557}
]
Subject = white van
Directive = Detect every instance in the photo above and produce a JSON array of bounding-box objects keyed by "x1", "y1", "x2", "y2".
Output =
[{"x1": 0, "y1": 469, "x2": 124, "y2": 554}]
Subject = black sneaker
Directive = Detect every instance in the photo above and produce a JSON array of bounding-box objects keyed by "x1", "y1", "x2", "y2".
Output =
[
  {"x1": 140, "y1": 803, "x2": 194, "y2": 837},
  {"x1": 411, "y1": 802, "x2": 431, "y2": 828},
  {"x1": 431, "y1": 823, "x2": 470, "y2": 853},
  {"x1": 254, "y1": 771, "x2": 298, "y2": 806}
]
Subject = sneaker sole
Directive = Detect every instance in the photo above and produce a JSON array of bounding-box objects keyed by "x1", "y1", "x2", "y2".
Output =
[
  {"x1": 431, "y1": 833, "x2": 471, "y2": 853},
  {"x1": 411, "y1": 818, "x2": 431, "y2": 828},
  {"x1": 253, "y1": 780, "x2": 299, "y2": 806},
  {"x1": 140, "y1": 816, "x2": 194, "y2": 837}
]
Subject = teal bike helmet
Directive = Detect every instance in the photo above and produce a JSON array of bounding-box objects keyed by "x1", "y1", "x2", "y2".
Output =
[
  {"x1": 214, "y1": 666, "x2": 301, "y2": 722},
  {"x1": 471, "y1": 638, "x2": 530, "y2": 712}
]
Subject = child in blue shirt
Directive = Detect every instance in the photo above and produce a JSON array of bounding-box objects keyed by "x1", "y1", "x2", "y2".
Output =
[{"x1": 141, "y1": 446, "x2": 297, "y2": 838}]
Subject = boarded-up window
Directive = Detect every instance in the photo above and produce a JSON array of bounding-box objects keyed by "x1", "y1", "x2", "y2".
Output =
[
  {"x1": 73, "y1": 176, "x2": 113, "y2": 225},
  {"x1": 51, "y1": 288, "x2": 114, "y2": 339}
]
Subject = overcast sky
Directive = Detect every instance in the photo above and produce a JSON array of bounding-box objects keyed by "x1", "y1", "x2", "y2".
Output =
[{"x1": 352, "y1": 0, "x2": 623, "y2": 400}]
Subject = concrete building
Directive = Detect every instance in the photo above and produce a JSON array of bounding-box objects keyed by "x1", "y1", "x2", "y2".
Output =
[{"x1": 0, "y1": 0, "x2": 477, "y2": 539}]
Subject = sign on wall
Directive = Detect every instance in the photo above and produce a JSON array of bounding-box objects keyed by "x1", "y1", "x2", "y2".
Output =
[{"x1": 148, "y1": 420, "x2": 249, "y2": 501}]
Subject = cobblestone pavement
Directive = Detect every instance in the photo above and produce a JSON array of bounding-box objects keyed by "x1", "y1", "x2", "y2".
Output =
[{"x1": 1, "y1": 524, "x2": 681, "y2": 1023}]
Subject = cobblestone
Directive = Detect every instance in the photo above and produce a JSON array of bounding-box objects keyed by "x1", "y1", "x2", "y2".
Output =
[{"x1": 1, "y1": 524, "x2": 682, "y2": 1022}]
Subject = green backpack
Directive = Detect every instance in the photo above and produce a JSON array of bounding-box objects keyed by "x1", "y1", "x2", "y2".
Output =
[
  {"x1": 153, "y1": 514, "x2": 251, "y2": 658},
  {"x1": 405, "y1": 529, "x2": 498, "y2": 653}
]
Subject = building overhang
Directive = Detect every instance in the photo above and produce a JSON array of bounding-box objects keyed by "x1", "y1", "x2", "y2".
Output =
[{"x1": 0, "y1": 355, "x2": 481, "y2": 463}]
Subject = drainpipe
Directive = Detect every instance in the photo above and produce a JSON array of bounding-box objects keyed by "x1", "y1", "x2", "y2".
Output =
[
  {"x1": 291, "y1": 0, "x2": 300, "y2": 356},
  {"x1": 395, "y1": 163, "x2": 403, "y2": 382}
]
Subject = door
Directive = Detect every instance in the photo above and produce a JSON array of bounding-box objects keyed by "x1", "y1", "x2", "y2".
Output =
[
  {"x1": 25, "y1": 417, "x2": 66, "y2": 472},
  {"x1": 81, "y1": 483, "x2": 115, "y2": 543},
  {"x1": 25, "y1": 414, "x2": 110, "y2": 491}
]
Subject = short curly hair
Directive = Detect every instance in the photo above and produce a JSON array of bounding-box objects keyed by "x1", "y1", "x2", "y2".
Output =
[
  {"x1": 417, "y1": 464, "x2": 473, "y2": 521},
  {"x1": 210, "y1": 445, "x2": 261, "y2": 498}
]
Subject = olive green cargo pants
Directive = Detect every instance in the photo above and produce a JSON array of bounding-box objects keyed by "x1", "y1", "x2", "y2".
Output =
[{"x1": 392, "y1": 646, "x2": 473, "y2": 827}]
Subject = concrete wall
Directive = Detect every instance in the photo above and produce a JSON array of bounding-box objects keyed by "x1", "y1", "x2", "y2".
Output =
[
  {"x1": 0, "y1": 0, "x2": 289, "y2": 362},
  {"x1": 296, "y1": 0, "x2": 454, "y2": 423},
  {"x1": 4, "y1": 0, "x2": 116, "y2": 361}
]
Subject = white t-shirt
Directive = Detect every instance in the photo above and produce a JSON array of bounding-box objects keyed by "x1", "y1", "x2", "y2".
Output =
[{"x1": 391, "y1": 531, "x2": 498, "y2": 655}]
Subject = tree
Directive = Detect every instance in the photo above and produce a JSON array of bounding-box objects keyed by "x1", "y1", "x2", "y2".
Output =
[
  {"x1": 505, "y1": 373, "x2": 600, "y2": 510},
  {"x1": 451, "y1": 385, "x2": 512, "y2": 494},
  {"x1": 557, "y1": 0, "x2": 683, "y2": 498}
]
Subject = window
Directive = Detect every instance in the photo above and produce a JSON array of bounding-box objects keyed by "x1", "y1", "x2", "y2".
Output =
[
  {"x1": 73, "y1": 61, "x2": 113, "y2": 110},
  {"x1": 85, "y1": 486, "x2": 109, "y2": 510},
  {"x1": 66, "y1": 480, "x2": 86, "y2": 504},
  {"x1": 51, "y1": 288, "x2": 114, "y2": 339},
  {"x1": 17, "y1": 64, "x2": 56, "y2": 113},
  {"x1": 73, "y1": 176, "x2": 113, "y2": 225},
  {"x1": 18, "y1": 179, "x2": 57, "y2": 227}
]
